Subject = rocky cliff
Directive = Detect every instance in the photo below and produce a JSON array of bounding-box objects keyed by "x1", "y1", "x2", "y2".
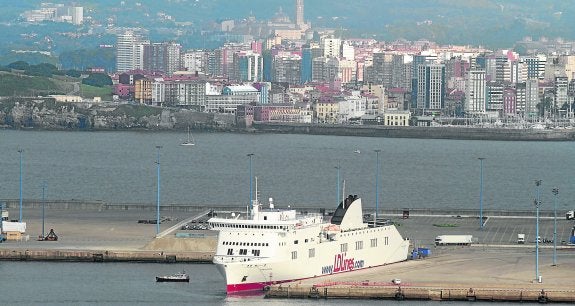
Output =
[{"x1": 0, "y1": 97, "x2": 236, "y2": 131}]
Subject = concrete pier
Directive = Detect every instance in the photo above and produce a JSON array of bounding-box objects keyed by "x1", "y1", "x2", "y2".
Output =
[
  {"x1": 266, "y1": 285, "x2": 575, "y2": 303},
  {"x1": 0, "y1": 249, "x2": 213, "y2": 263}
]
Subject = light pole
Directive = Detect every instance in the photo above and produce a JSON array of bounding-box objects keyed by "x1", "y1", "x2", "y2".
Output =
[
  {"x1": 534, "y1": 179, "x2": 542, "y2": 282},
  {"x1": 478, "y1": 157, "x2": 485, "y2": 229},
  {"x1": 18, "y1": 148, "x2": 23, "y2": 222},
  {"x1": 155, "y1": 146, "x2": 162, "y2": 235},
  {"x1": 41, "y1": 181, "x2": 46, "y2": 239},
  {"x1": 374, "y1": 149, "x2": 381, "y2": 226},
  {"x1": 552, "y1": 187, "x2": 558, "y2": 266},
  {"x1": 247, "y1": 153, "x2": 254, "y2": 214},
  {"x1": 335, "y1": 163, "x2": 341, "y2": 206}
]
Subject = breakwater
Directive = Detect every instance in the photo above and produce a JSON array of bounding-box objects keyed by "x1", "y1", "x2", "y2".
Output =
[
  {"x1": 252, "y1": 122, "x2": 575, "y2": 141},
  {"x1": 265, "y1": 285, "x2": 575, "y2": 303}
]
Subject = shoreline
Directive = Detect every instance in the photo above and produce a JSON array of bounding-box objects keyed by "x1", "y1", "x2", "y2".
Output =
[{"x1": 4, "y1": 123, "x2": 575, "y2": 141}]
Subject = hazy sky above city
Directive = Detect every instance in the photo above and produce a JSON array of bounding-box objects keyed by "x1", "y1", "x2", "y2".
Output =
[{"x1": 3, "y1": 0, "x2": 574, "y2": 48}]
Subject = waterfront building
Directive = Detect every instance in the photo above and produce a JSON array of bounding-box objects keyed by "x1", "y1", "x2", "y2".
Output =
[
  {"x1": 515, "y1": 82, "x2": 526, "y2": 116},
  {"x1": 503, "y1": 87, "x2": 517, "y2": 116},
  {"x1": 315, "y1": 96, "x2": 339, "y2": 123},
  {"x1": 134, "y1": 78, "x2": 152, "y2": 104},
  {"x1": 487, "y1": 82, "x2": 504, "y2": 113},
  {"x1": 525, "y1": 78, "x2": 540, "y2": 116},
  {"x1": 416, "y1": 64, "x2": 445, "y2": 112},
  {"x1": 384, "y1": 111, "x2": 411, "y2": 126},
  {"x1": 206, "y1": 85, "x2": 260, "y2": 114},
  {"x1": 465, "y1": 69, "x2": 487, "y2": 114},
  {"x1": 555, "y1": 76, "x2": 569, "y2": 112}
]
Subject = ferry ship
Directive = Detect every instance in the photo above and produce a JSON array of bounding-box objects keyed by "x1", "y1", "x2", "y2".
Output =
[{"x1": 208, "y1": 194, "x2": 410, "y2": 293}]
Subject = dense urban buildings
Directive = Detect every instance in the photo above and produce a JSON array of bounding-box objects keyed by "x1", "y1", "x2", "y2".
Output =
[{"x1": 33, "y1": 0, "x2": 569, "y2": 127}]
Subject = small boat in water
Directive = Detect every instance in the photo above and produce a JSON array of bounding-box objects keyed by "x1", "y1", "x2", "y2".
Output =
[
  {"x1": 180, "y1": 126, "x2": 195, "y2": 146},
  {"x1": 156, "y1": 271, "x2": 190, "y2": 282}
]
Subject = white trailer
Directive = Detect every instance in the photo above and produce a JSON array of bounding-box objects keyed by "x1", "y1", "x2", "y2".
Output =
[
  {"x1": 435, "y1": 235, "x2": 473, "y2": 246},
  {"x1": 517, "y1": 233, "x2": 525, "y2": 244}
]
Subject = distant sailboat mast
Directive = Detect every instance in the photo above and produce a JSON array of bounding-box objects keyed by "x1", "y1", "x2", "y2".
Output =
[{"x1": 181, "y1": 126, "x2": 195, "y2": 146}]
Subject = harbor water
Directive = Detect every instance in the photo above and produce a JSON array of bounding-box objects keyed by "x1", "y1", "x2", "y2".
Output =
[
  {"x1": 1, "y1": 129, "x2": 574, "y2": 212},
  {"x1": 0, "y1": 261, "x2": 535, "y2": 305}
]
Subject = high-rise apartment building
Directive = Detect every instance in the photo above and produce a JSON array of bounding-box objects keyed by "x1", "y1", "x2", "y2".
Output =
[
  {"x1": 416, "y1": 64, "x2": 445, "y2": 110},
  {"x1": 274, "y1": 54, "x2": 301, "y2": 84},
  {"x1": 525, "y1": 78, "x2": 539, "y2": 116},
  {"x1": 142, "y1": 42, "x2": 182, "y2": 75},
  {"x1": 465, "y1": 69, "x2": 487, "y2": 113},
  {"x1": 555, "y1": 76, "x2": 569, "y2": 110},
  {"x1": 233, "y1": 51, "x2": 263, "y2": 82},
  {"x1": 116, "y1": 30, "x2": 147, "y2": 73},
  {"x1": 321, "y1": 37, "x2": 341, "y2": 58}
]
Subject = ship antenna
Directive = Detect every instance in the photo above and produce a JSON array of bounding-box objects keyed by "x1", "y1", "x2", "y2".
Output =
[{"x1": 341, "y1": 180, "x2": 346, "y2": 204}]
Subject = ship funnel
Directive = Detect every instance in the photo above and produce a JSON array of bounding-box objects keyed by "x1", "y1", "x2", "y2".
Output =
[{"x1": 269, "y1": 197, "x2": 274, "y2": 209}]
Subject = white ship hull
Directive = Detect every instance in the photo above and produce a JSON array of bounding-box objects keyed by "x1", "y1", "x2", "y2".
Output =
[{"x1": 209, "y1": 195, "x2": 410, "y2": 293}]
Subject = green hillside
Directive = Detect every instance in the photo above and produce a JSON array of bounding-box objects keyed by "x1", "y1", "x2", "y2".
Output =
[{"x1": 0, "y1": 72, "x2": 63, "y2": 96}]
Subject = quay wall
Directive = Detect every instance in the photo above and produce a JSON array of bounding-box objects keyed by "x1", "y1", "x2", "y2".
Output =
[
  {"x1": 252, "y1": 122, "x2": 575, "y2": 141},
  {"x1": 0, "y1": 199, "x2": 561, "y2": 218},
  {"x1": 266, "y1": 285, "x2": 575, "y2": 303},
  {"x1": 0, "y1": 249, "x2": 214, "y2": 263}
]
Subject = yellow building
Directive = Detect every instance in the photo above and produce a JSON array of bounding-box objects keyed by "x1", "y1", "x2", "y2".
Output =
[
  {"x1": 384, "y1": 111, "x2": 411, "y2": 126},
  {"x1": 135, "y1": 78, "x2": 152, "y2": 104},
  {"x1": 315, "y1": 100, "x2": 339, "y2": 123}
]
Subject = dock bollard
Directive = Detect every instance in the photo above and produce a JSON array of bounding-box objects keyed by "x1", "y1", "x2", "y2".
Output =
[{"x1": 466, "y1": 288, "x2": 476, "y2": 301}]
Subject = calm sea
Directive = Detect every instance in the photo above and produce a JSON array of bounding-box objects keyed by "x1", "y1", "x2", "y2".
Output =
[
  {"x1": 0, "y1": 261, "x2": 526, "y2": 306},
  {"x1": 1, "y1": 129, "x2": 573, "y2": 212}
]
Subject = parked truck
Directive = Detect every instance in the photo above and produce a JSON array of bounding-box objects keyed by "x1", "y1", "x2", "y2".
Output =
[
  {"x1": 517, "y1": 233, "x2": 525, "y2": 244},
  {"x1": 566, "y1": 210, "x2": 574, "y2": 220},
  {"x1": 435, "y1": 235, "x2": 473, "y2": 246}
]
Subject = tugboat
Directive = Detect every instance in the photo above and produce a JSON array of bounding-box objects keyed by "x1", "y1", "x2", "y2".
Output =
[{"x1": 156, "y1": 271, "x2": 190, "y2": 283}]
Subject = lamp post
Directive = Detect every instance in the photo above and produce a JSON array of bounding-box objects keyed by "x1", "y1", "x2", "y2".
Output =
[
  {"x1": 247, "y1": 153, "x2": 254, "y2": 214},
  {"x1": 335, "y1": 162, "x2": 341, "y2": 205},
  {"x1": 374, "y1": 149, "x2": 381, "y2": 226},
  {"x1": 552, "y1": 187, "x2": 559, "y2": 266},
  {"x1": 535, "y1": 179, "x2": 542, "y2": 282},
  {"x1": 478, "y1": 157, "x2": 485, "y2": 229},
  {"x1": 18, "y1": 148, "x2": 23, "y2": 222},
  {"x1": 41, "y1": 181, "x2": 46, "y2": 239},
  {"x1": 155, "y1": 146, "x2": 162, "y2": 235}
]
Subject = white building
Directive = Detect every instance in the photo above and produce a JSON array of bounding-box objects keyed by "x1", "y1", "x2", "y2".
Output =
[
  {"x1": 465, "y1": 69, "x2": 487, "y2": 113},
  {"x1": 116, "y1": 30, "x2": 147, "y2": 73}
]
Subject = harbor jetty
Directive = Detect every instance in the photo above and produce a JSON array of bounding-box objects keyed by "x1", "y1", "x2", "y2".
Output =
[{"x1": 265, "y1": 284, "x2": 575, "y2": 303}]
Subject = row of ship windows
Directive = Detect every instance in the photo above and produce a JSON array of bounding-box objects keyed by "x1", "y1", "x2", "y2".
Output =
[
  {"x1": 224, "y1": 237, "x2": 389, "y2": 259},
  {"x1": 213, "y1": 224, "x2": 289, "y2": 230},
  {"x1": 340, "y1": 228, "x2": 390, "y2": 237},
  {"x1": 290, "y1": 238, "x2": 389, "y2": 260},
  {"x1": 223, "y1": 241, "x2": 270, "y2": 247}
]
